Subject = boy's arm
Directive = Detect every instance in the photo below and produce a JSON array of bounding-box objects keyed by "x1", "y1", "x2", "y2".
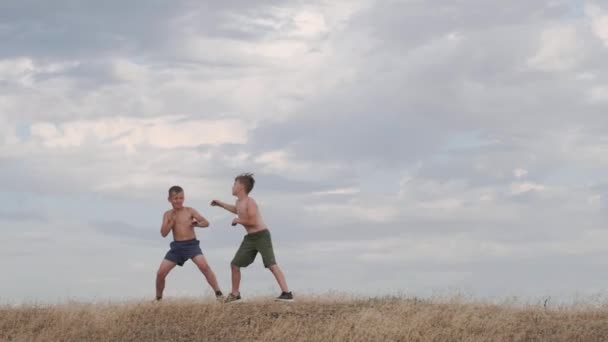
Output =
[
  {"x1": 160, "y1": 211, "x2": 174, "y2": 238},
  {"x1": 190, "y1": 208, "x2": 210, "y2": 228},
  {"x1": 210, "y1": 200, "x2": 237, "y2": 214},
  {"x1": 234, "y1": 199, "x2": 258, "y2": 226}
]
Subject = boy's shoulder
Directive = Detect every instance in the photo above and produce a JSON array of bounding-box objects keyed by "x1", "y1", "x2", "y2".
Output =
[
  {"x1": 237, "y1": 197, "x2": 257, "y2": 206},
  {"x1": 184, "y1": 206, "x2": 200, "y2": 213}
]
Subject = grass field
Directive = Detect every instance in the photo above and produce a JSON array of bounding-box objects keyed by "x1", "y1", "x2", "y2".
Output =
[{"x1": 2, "y1": 296, "x2": 608, "y2": 341}]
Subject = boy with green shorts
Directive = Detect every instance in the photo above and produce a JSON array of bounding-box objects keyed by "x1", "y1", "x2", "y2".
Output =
[{"x1": 211, "y1": 173, "x2": 293, "y2": 302}]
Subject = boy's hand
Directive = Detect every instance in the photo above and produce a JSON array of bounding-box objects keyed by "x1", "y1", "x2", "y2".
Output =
[
  {"x1": 231, "y1": 217, "x2": 239, "y2": 226},
  {"x1": 167, "y1": 211, "x2": 176, "y2": 226},
  {"x1": 161, "y1": 210, "x2": 176, "y2": 237},
  {"x1": 210, "y1": 200, "x2": 237, "y2": 214}
]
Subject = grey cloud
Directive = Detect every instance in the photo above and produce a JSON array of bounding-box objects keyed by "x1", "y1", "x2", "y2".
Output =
[
  {"x1": 353, "y1": 0, "x2": 579, "y2": 48},
  {"x1": 0, "y1": 0, "x2": 293, "y2": 60},
  {"x1": 0, "y1": 210, "x2": 46, "y2": 222},
  {"x1": 91, "y1": 220, "x2": 159, "y2": 242},
  {"x1": 250, "y1": 24, "x2": 607, "y2": 175},
  {"x1": 249, "y1": 174, "x2": 355, "y2": 194},
  {"x1": 0, "y1": 1, "x2": 178, "y2": 59}
]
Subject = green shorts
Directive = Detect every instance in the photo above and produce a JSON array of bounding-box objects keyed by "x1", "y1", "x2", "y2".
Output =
[{"x1": 231, "y1": 229, "x2": 277, "y2": 268}]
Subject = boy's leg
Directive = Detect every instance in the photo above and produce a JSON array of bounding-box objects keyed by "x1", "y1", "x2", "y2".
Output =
[
  {"x1": 257, "y1": 230, "x2": 290, "y2": 293},
  {"x1": 230, "y1": 237, "x2": 258, "y2": 295},
  {"x1": 156, "y1": 259, "x2": 177, "y2": 300},
  {"x1": 268, "y1": 264, "x2": 289, "y2": 293},
  {"x1": 191, "y1": 255, "x2": 221, "y2": 293},
  {"x1": 231, "y1": 263, "x2": 241, "y2": 295}
]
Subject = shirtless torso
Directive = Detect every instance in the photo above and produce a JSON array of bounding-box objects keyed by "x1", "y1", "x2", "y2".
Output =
[
  {"x1": 162, "y1": 207, "x2": 209, "y2": 241},
  {"x1": 235, "y1": 197, "x2": 267, "y2": 234}
]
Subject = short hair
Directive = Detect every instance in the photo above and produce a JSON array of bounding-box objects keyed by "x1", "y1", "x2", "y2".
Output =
[
  {"x1": 235, "y1": 173, "x2": 255, "y2": 193},
  {"x1": 168, "y1": 185, "x2": 184, "y2": 197}
]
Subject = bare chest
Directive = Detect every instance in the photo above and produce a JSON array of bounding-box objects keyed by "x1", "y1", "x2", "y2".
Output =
[{"x1": 174, "y1": 210, "x2": 194, "y2": 226}]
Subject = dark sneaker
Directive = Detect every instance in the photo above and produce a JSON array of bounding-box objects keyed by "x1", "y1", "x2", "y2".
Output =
[
  {"x1": 224, "y1": 293, "x2": 242, "y2": 304},
  {"x1": 276, "y1": 292, "x2": 294, "y2": 302},
  {"x1": 215, "y1": 291, "x2": 224, "y2": 302}
]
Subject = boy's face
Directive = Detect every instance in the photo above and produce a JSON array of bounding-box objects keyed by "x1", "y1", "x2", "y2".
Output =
[
  {"x1": 168, "y1": 191, "x2": 185, "y2": 209},
  {"x1": 232, "y1": 180, "x2": 242, "y2": 196}
]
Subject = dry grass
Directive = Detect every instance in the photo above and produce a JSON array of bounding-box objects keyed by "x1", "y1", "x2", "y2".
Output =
[{"x1": 1, "y1": 296, "x2": 608, "y2": 341}]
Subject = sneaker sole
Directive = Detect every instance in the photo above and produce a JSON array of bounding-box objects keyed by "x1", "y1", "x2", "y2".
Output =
[{"x1": 275, "y1": 298, "x2": 295, "y2": 303}]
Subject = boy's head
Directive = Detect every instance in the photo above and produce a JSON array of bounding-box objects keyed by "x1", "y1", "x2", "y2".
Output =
[
  {"x1": 168, "y1": 185, "x2": 185, "y2": 209},
  {"x1": 232, "y1": 173, "x2": 255, "y2": 196}
]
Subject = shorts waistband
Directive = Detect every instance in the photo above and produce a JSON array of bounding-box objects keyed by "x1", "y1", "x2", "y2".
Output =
[
  {"x1": 245, "y1": 229, "x2": 270, "y2": 238},
  {"x1": 171, "y1": 239, "x2": 199, "y2": 245}
]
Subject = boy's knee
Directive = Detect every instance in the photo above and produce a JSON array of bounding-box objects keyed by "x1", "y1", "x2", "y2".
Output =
[
  {"x1": 157, "y1": 270, "x2": 168, "y2": 279},
  {"x1": 231, "y1": 263, "x2": 240, "y2": 271},
  {"x1": 198, "y1": 263, "x2": 210, "y2": 273}
]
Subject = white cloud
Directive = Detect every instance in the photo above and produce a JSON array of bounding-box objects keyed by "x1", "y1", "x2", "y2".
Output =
[
  {"x1": 0, "y1": 57, "x2": 78, "y2": 86},
  {"x1": 513, "y1": 168, "x2": 528, "y2": 179},
  {"x1": 588, "y1": 86, "x2": 608, "y2": 103},
  {"x1": 586, "y1": 4, "x2": 608, "y2": 46},
  {"x1": 28, "y1": 116, "x2": 248, "y2": 151},
  {"x1": 587, "y1": 194, "x2": 601, "y2": 207},
  {"x1": 552, "y1": 128, "x2": 608, "y2": 167},
  {"x1": 304, "y1": 201, "x2": 401, "y2": 224},
  {"x1": 510, "y1": 181, "x2": 545, "y2": 195},
  {"x1": 291, "y1": 10, "x2": 329, "y2": 37},
  {"x1": 312, "y1": 187, "x2": 360, "y2": 196},
  {"x1": 326, "y1": 228, "x2": 608, "y2": 264},
  {"x1": 576, "y1": 72, "x2": 595, "y2": 81},
  {"x1": 111, "y1": 59, "x2": 149, "y2": 82},
  {"x1": 254, "y1": 149, "x2": 348, "y2": 182},
  {"x1": 527, "y1": 26, "x2": 582, "y2": 72},
  {"x1": 0, "y1": 116, "x2": 19, "y2": 145},
  {"x1": 417, "y1": 198, "x2": 464, "y2": 210}
]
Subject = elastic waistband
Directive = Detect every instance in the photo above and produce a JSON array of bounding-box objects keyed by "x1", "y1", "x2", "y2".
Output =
[
  {"x1": 171, "y1": 239, "x2": 199, "y2": 245},
  {"x1": 245, "y1": 229, "x2": 270, "y2": 238}
]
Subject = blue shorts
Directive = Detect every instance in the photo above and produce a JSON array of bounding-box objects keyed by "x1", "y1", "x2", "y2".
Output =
[{"x1": 164, "y1": 239, "x2": 203, "y2": 266}]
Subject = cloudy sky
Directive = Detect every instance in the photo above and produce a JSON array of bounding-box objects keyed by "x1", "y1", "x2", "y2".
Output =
[{"x1": 2, "y1": 0, "x2": 608, "y2": 303}]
